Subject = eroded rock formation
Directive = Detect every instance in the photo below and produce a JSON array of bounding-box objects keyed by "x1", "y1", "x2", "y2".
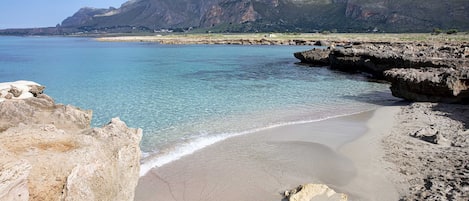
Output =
[
  {"x1": 0, "y1": 81, "x2": 142, "y2": 201},
  {"x1": 294, "y1": 42, "x2": 469, "y2": 103},
  {"x1": 384, "y1": 67, "x2": 469, "y2": 103}
]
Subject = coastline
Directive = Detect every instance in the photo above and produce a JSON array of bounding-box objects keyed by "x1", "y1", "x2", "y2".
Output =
[
  {"x1": 95, "y1": 33, "x2": 469, "y2": 45},
  {"x1": 1, "y1": 35, "x2": 467, "y2": 200},
  {"x1": 135, "y1": 106, "x2": 401, "y2": 201}
]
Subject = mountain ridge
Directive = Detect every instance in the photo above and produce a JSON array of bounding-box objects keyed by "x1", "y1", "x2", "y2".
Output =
[
  {"x1": 1, "y1": 0, "x2": 468, "y2": 35},
  {"x1": 60, "y1": 0, "x2": 469, "y2": 33}
]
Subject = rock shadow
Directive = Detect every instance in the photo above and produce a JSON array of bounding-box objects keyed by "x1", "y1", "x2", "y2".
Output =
[
  {"x1": 342, "y1": 90, "x2": 409, "y2": 106},
  {"x1": 431, "y1": 103, "x2": 469, "y2": 129}
]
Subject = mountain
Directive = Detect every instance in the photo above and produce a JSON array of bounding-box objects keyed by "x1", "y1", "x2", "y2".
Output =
[
  {"x1": 58, "y1": 0, "x2": 469, "y2": 33},
  {"x1": 2, "y1": 0, "x2": 468, "y2": 35}
]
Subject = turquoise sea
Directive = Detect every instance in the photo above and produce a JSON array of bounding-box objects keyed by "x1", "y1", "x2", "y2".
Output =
[{"x1": 0, "y1": 36, "x2": 396, "y2": 174}]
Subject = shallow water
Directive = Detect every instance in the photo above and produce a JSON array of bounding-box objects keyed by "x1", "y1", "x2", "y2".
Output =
[{"x1": 0, "y1": 36, "x2": 397, "y2": 170}]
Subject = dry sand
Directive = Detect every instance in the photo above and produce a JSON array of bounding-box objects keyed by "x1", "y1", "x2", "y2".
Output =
[
  {"x1": 383, "y1": 103, "x2": 469, "y2": 200},
  {"x1": 135, "y1": 106, "x2": 402, "y2": 201}
]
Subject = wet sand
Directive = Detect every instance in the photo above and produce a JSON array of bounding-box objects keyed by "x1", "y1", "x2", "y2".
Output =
[{"x1": 135, "y1": 107, "x2": 401, "y2": 201}]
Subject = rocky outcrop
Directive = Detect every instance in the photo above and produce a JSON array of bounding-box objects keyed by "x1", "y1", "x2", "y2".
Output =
[
  {"x1": 0, "y1": 81, "x2": 91, "y2": 132},
  {"x1": 384, "y1": 67, "x2": 469, "y2": 103},
  {"x1": 294, "y1": 42, "x2": 469, "y2": 103},
  {"x1": 284, "y1": 184, "x2": 348, "y2": 201},
  {"x1": 294, "y1": 48, "x2": 331, "y2": 66},
  {"x1": 295, "y1": 43, "x2": 469, "y2": 76},
  {"x1": 0, "y1": 81, "x2": 142, "y2": 201}
]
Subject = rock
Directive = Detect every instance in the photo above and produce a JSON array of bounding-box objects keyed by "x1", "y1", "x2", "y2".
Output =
[
  {"x1": 314, "y1": 40, "x2": 330, "y2": 47},
  {"x1": 285, "y1": 184, "x2": 348, "y2": 201},
  {"x1": 4, "y1": 93, "x2": 12, "y2": 99},
  {"x1": 0, "y1": 149, "x2": 31, "y2": 201},
  {"x1": 0, "y1": 82, "x2": 142, "y2": 201},
  {"x1": 28, "y1": 85, "x2": 45, "y2": 97},
  {"x1": 295, "y1": 42, "x2": 469, "y2": 77},
  {"x1": 0, "y1": 93, "x2": 92, "y2": 132},
  {"x1": 58, "y1": 118, "x2": 142, "y2": 201},
  {"x1": 294, "y1": 48, "x2": 332, "y2": 66},
  {"x1": 0, "y1": 81, "x2": 42, "y2": 101},
  {"x1": 8, "y1": 86, "x2": 22, "y2": 97},
  {"x1": 384, "y1": 67, "x2": 469, "y2": 103},
  {"x1": 294, "y1": 42, "x2": 469, "y2": 103}
]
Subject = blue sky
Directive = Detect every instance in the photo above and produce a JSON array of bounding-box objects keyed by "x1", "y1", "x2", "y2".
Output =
[{"x1": 0, "y1": 0, "x2": 128, "y2": 29}]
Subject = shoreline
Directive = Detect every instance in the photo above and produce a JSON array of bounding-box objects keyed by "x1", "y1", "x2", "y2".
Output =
[
  {"x1": 135, "y1": 105, "x2": 402, "y2": 201},
  {"x1": 138, "y1": 109, "x2": 379, "y2": 177},
  {"x1": 95, "y1": 33, "x2": 469, "y2": 45},
  {"x1": 338, "y1": 106, "x2": 402, "y2": 200}
]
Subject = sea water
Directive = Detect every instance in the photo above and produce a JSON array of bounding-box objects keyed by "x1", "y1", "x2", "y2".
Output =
[{"x1": 0, "y1": 36, "x2": 397, "y2": 175}]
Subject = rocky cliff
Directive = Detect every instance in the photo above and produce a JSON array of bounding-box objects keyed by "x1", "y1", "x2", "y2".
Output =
[
  {"x1": 57, "y1": 0, "x2": 469, "y2": 33},
  {"x1": 0, "y1": 81, "x2": 142, "y2": 201}
]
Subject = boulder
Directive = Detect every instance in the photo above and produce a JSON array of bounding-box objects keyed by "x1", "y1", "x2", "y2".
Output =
[
  {"x1": 0, "y1": 81, "x2": 142, "y2": 201},
  {"x1": 285, "y1": 184, "x2": 348, "y2": 201}
]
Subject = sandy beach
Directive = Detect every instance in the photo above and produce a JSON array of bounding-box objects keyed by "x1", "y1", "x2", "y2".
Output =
[{"x1": 135, "y1": 106, "x2": 402, "y2": 201}]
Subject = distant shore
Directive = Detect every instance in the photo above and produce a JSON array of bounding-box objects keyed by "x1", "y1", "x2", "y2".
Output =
[{"x1": 95, "y1": 33, "x2": 469, "y2": 45}]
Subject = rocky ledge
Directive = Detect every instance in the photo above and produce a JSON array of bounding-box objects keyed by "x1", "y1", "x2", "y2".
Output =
[
  {"x1": 0, "y1": 81, "x2": 142, "y2": 201},
  {"x1": 294, "y1": 42, "x2": 469, "y2": 103}
]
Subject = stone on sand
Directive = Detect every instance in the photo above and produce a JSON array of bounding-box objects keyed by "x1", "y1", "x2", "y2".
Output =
[{"x1": 285, "y1": 184, "x2": 348, "y2": 201}]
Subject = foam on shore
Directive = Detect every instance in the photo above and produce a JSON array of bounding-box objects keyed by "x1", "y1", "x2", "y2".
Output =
[{"x1": 139, "y1": 109, "x2": 373, "y2": 177}]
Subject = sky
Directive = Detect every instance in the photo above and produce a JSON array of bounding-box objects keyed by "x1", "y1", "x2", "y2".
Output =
[{"x1": 0, "y1": 0, "x2": 128, "y2": 29}]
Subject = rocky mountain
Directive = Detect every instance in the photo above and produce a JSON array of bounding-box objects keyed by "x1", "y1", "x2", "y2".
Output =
[{"x1": 58, "y1": 0, "x2": 469, "y2": 33}]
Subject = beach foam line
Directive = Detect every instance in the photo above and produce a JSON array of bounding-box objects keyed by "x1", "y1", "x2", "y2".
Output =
[{"x1": 139, "y1": 109, "x2": 374, "y2": 177}]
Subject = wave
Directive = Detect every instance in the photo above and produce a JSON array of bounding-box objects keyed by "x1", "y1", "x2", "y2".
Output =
[{"x1": 139, "y1": 109, "x2": 374, "y2": 177}]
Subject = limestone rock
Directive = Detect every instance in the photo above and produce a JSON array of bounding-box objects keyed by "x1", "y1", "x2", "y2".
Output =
[
  {"x1": 0, "y1": 93, "x2": 92, "y2": 132},
  {"x1": 295, "y1": 42, "x2": 469, "y2": 77},
  {"x1": 285, "y1": 184, "x2": 348, "y2": 201},
  {"x1": 384, "y1": 67, "x2": 469, "y2": 103},
  {"x1": 9, "y1": 86, "x2": 22, "y2": 97},
  {"x1": 294, "y1": 42, "x2": 469, "y2": 103},
  {"x1": 0, "y1": 149, "x2": 31, "y2": 201},
  {"x1": 0, "y1": 81, "x2": 142, "y2": 201},
  {"x1": 294, "y1": 48, "x2": 331, "y2": 66},
  {"x1": 410, "y1": 127, "x2": 450, "y2": 146},
  {"x1": 4, "y1": 93, "x2": 12, "y2": 99},
  {"x1": 28, "y1": 85, "x2": 45, "y2": 97},
  {"x1": 0, "y1": 81, "x2": 42, "y2": 101}
]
